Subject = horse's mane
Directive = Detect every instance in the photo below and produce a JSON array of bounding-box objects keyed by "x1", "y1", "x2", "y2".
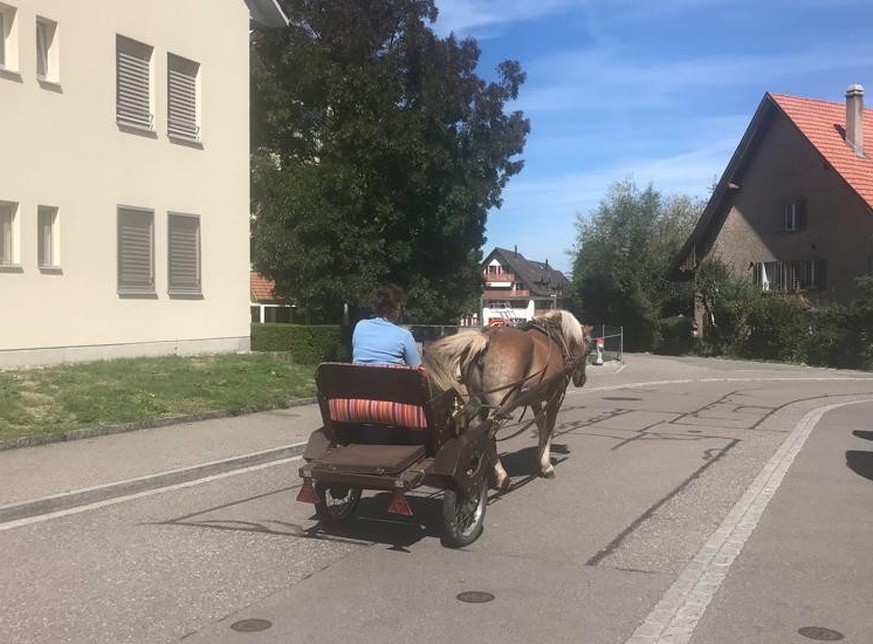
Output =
[
  {"x1": 539, "y1": 309, "x2": 587, "y2": 350},
  {"x1": 422, "y1": 331, "x2": 488, "y2": 394}
]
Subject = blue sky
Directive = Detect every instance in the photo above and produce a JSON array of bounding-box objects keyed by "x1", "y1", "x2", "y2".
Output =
[{"x1": 432, "y1": 0, "x2": 873, "y2": 276}]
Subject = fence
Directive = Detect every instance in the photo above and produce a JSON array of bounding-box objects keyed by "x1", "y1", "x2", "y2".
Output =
[{"x1": 591, "y1": 324, "x2": 624, "y2": 362}]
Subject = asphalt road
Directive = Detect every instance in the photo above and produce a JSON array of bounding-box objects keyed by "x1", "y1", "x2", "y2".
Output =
[{"x1": 2, "y1": 354, "x2": 873, "y2": 643}]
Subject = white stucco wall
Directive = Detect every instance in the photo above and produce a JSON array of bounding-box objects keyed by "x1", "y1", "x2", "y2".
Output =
[{"x1": 0, "y1": 0, "x2": 253, "y2": 367}]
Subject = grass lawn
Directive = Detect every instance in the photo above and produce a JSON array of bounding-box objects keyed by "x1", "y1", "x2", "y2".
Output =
[{"x1": 0, "y1": 353, "x2": 317, "y2": 443}]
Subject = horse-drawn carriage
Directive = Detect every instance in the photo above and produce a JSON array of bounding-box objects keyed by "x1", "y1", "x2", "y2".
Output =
[{"x1": 296, "y1": 310, "x2": 591, "y2": 547}]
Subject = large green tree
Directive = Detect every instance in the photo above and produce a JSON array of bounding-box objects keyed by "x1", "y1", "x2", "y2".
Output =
[
  {"x1": 568, "y1": 178, "x2": 701, "y2": 349},
  {"x1": 250, "y1": 0, "x2": 529, "y2": 323}
]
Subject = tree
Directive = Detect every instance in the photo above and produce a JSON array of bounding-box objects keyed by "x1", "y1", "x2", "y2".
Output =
[
  {"x1": 250, "y1": 0, "x2": 529, "y2": 323},
  {"x1": 568, "y1": 178, "x2": 701, "y2": 350}
]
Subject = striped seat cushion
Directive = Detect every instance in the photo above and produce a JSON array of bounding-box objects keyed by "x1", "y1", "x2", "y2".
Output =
[{"x1": 328, "y1": 398, "x2": 428, "y2": 429}]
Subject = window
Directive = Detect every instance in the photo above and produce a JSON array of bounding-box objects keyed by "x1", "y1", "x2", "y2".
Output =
[
  {"x1": 117, "y1": 207, "x2": 154, "y2": 295},
  {"x1": 0, "y1": 3, "x2": 18, "y2": 72},
  {"x1": 167, "y1": 53, "x2": 200, "y2": 141},
  {"x1": 791, "y1": 259, "x2": 826, "y2": 290},
  {"x1": 753, "y1": 259, "x2": 825, "y2": 291},
  {"x1": 37, "y1": 205, "x2": 59, "y2": 268},
  {"x1": 36, "y1": 16, "x2": 58, "y2": 83},
  {"x1": 116, "y1": 35, "x2": 153, "y2": 131},
  {"x1": 167, "y1": 213, "x2": 201, "y2": 295},
  {"x1": 784, "y1": 200, "x2": 806, "y2": 232},
  {"x1": 0, "y1": 200, "x2": 19, "y2": 266},
  {"x1": 752, "y1": 261, "x2": 779, "y2": 291}
]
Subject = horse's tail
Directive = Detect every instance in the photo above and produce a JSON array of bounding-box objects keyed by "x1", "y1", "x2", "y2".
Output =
[{"x1": 423, "y1": 331, "x2": 490, "y2": 394}]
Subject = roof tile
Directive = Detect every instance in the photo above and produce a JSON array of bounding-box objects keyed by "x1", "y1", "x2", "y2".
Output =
[
  {"x1": 770, "y1": 92, "x2": 873, "y2": 209},
  {"x1": 250, "y1": 271, "x2": 277, "y2": 302}
]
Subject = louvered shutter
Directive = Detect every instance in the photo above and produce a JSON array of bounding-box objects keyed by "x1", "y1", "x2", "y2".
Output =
[
  {"x1": 0, "y1": 204, "x2": 12, "y2": 265},
  {"x1": 118, "y1": 208, "x2": 154, "y2": 294},
  {"x1": 168, "y1": 55, "x2": 199, "y2": 140},
  {"x1": 168, "y1": 214, "x2": 201, "y2": 294},
  {"x1": 0, "y1": 13, "x2": 6, "y2": 68},
  {"x1": 116, "y1": 39, "x2": 152, "y2": 129}
]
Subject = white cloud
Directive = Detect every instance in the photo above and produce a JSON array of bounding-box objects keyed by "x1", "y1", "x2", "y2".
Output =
[{"x1": 433, "y1": 0, "x2": 586, "y2": 36}]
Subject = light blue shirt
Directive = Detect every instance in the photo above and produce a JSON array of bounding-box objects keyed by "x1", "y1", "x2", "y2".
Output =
[{"x1": 352, "y1": 317, "x2": 421, "y2": 366}]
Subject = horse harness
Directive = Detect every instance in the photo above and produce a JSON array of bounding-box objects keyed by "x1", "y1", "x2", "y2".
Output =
[{"x1": 457, "y1": 319, "x2": 581, "y2": 433}]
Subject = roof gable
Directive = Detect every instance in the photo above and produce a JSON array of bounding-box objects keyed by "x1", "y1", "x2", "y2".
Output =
[
  {"x1": 770, "y1": 93, "x2": 873, "y2": 209},
  {"x1": 485, "y1": 247, "x2": 569, "y2": 295},
  {"x1": 668, "y1": 89, "x2": 873, "y2": 280}
]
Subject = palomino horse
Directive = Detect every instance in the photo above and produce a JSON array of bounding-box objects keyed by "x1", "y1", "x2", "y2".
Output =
[{"x1": 424, "y1": 310, "x2": 592, "y2": 489}]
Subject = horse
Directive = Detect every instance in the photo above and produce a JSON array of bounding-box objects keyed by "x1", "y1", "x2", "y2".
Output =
[{"x1": 424, "y1": 310, "x2": 592, "y2": 489}]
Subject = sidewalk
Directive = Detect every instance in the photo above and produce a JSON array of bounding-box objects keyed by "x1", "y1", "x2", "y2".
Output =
[{"x1": 0, "y1": 402, "x2": 323, "y2": 524}]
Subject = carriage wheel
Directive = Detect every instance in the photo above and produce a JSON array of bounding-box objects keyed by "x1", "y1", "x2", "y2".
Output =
[
  {"x1": 440, "y1": 472, "x2": 487, "y2": 548},
  {"x1": 314, "y1": 484, "x2": 362, "y2": 524}
]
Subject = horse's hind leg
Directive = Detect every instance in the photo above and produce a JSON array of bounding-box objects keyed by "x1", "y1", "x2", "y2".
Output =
[
  {"x1": 534, "y1": 401, "x2": 559, "y2": 478},
  {"x1": 493, "y1": 439, "x2": 511, "y2": 490}
]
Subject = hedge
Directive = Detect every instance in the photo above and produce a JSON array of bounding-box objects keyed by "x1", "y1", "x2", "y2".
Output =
[{"x1": 251, "y1": 324, "x2": 351, "y2": 364}]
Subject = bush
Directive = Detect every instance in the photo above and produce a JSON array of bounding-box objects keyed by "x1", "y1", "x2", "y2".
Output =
[
  {"x1": 251, "y1": 324, "x2": 351, "y2": 364},
  {"x1": 653, "y1": 316, "x2": 693, "y2": 355},
  {"x1": 741, "y1": 295, "x2": 809, "y2": 363},
  {"x1": 805, "y1": 305, "x2": 858, "y2": 368}
]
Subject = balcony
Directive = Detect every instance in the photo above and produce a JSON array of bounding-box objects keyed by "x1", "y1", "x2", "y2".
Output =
[
  {"x1": 483, "y1": 288, "x2": 530, "y2": 299},
  {"x1": 482, "y1": 271, "x2": 516, "y2": 286}
]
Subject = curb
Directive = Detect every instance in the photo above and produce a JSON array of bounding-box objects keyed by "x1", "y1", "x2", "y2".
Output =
[
  {"x1": 0, "y1": 441, "x2": 308, "y2": 525},
  {"x1": 0, "y1": 397, "x2": 318, "y2": 452}
]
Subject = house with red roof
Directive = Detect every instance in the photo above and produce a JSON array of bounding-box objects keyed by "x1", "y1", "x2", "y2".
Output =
[
  {"x1": 480, "y1": 246, "x2": 569, "y2": 325},
  {"x1": 669, "y1": 84, "x2": 873, "y2": 322},
  {"x1": 250, "y1": 271, "x2": 293, "y2": 323}
]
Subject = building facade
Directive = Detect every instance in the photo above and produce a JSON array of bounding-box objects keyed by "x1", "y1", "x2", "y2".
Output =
[
  {"x1": 480, "y1": 247, "x2": 569, "y2": 325},
  {"x1": 669, "y1": 85, "x2": 873, "y2": 326},
  {"x1": 0, "y1": 0, "x2": 285, "y2": 367}
]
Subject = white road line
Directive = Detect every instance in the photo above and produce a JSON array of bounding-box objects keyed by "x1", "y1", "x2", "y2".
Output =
[
  {"x1": 624, "y1": 398, "x2": 873, "y2": 644},
  {"x1": 0, "y1": 456, "x2": 302, "y2": 533},
  {"x1": 571, "y1": 375, "x2": 873, "y2": 396}
]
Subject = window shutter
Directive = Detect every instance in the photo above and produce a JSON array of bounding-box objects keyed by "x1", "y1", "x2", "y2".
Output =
[
  {"x1": 116, "y1": 42, "x2": 152, "y2": 129},
  {"x1": 0, "y1": 204, "x2": 12, "y2": 265},
  {"x1": 168, "y1": 214, "x2": 200, "y2": 294},
  {"x1": 118, "y1": 208, "x2": 154, "y2": 294},
  {"x1": 798, "y1": 200, "x2": 807, "y2": 231},
  {"x1": 814, "y1": 259, "x2": 827, "y2": 289},
  {"x1": 168, "y1": 55, "x2": 198, "y2": 140},
  {"x1": 36, "y1": 20, "x2": 48, "y2": 78},
  {"x1": 0, "y1": 13, "x2": 6, "y2": 68}
]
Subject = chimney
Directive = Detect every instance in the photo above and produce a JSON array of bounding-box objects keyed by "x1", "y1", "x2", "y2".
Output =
[{"x1": 846, "y1": 84, "x2": 864, "y2": 157}]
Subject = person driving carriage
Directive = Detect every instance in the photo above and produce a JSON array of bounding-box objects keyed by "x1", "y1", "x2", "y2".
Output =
[{"x1": 352, "y1": 284, "x2": 421, "y2": 367}]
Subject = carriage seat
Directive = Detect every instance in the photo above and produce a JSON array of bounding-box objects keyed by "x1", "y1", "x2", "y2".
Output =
[{"x1": 315, "y1": 362, "x2": 460, "y2": 452}]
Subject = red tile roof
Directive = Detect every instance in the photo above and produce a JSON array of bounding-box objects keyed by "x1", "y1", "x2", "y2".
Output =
[
  {"x1": 770, "y1": 92, "x2": 873, "y2": 209},
  {"x1": 250, "y1": 271, "x2": 277, "y2": 302}
]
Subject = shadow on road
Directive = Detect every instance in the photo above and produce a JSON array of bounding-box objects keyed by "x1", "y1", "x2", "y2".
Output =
[
  {"x1": 852, "y1": 430, "x2": 873, "y2": 442},
  {"x1": 845, "y1": 450, "x2": 873, "y2": 484}
]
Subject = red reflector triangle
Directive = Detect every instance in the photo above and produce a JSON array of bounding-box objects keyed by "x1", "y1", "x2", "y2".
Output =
[
  {"x1": 387, "y1": 491, "x2": 413, "y2": 516},
  {"x1": 296, "y1": 480, "x2": 319, "y2": 504}
]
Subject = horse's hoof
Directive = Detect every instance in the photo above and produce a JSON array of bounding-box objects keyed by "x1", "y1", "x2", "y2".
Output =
[
  {"x1": 495, "y1": 477, "x2": 512, "y2": 490},
  {"x1": 542, "y1": 467, "x2": 556, "y2": 479}
]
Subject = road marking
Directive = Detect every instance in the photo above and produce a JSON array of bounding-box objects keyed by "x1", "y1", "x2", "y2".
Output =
[
  {"x1": 624, "y1": 398, "x2": 873, "y2": 644},
  {"x1": 0, "y1": 456, "x2": 302, "y2": 532},
  {"x1": 572, "y1": 375, "x2": 873, "y2": 396}
]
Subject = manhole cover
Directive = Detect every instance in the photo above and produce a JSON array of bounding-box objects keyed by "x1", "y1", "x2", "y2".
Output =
[
  {"x1": 230, "y1": 619, "x2": 273, "y2": 633},
  {"x1": 798, "y1": 626, "x2": 844, "y2": 641},
  {"x1": 602, "y1": 396, "x2": 641, "y2": 401},
  {"x1": 456, "y1": 591, "x2": 495, "y2": 603}
]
